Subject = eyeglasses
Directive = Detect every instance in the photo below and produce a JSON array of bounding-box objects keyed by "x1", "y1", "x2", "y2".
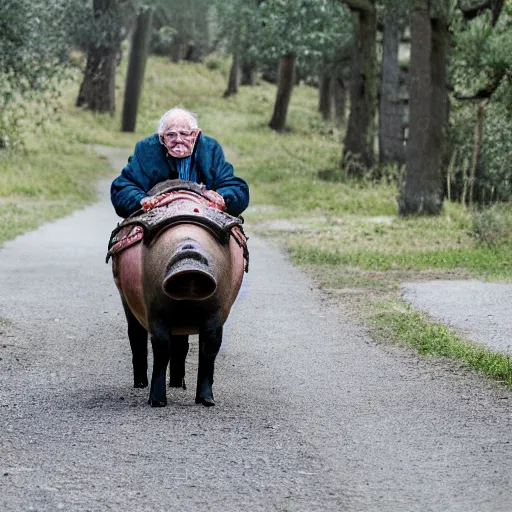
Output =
[{"x1": 163, "y1": 130, "x2": 195, "y2": 141}]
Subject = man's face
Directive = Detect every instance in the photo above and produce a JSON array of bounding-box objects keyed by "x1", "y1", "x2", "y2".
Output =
[{"x1": 161, "y1": 116, "x2": 199, "y2": 158}]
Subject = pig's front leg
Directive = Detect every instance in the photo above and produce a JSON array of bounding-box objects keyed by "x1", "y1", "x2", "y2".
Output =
[
  {"x1": 169, "y1": 334, "x2": 189, "y2": 389},
  {"x1": 196, "y1": 314, "x2": 223, "y2": 407},
  {"x1": 122, "y1": 299, "x2": 148, "y2": 388},
  {"x1": 148, "y1": 331, "x2": 171, "y2": 407}
]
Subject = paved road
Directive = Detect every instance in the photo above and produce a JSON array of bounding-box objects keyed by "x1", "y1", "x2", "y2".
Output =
[
  {"x1": 403, "y1": 280, "x2": 512, "y2": 355},
  {"x1": 0, "y1": 147, "x2": 511, "y2": 512}
]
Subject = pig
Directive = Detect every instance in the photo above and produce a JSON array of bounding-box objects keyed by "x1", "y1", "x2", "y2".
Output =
[{"x1": 108, "y1": 180, "x2": 247, "y2": 407}]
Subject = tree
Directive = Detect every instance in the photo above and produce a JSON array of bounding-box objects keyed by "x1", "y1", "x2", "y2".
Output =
[
  {"x1": 399, "y1": 0, "x2": 450, "y2": 216},
  {"x1": 447, "y1": 0, "x2": 512, "y2": 204},
  {"x1": 215, "y1": 0, "x2": 263, "y2": 97},
  {"x1": 256, "y1": 0, "x2": 352, "y2": 131},
  {"x1": 76, "y1": 0, "x2": 134, "y2": 115},
  {"x1": 240, "y1": 54, "x2": 256, "y2": 86},
  {"x1": 378, "y1": 3, "x2": 407, "y2": 166},
  {"x1": 150, "y1": 0, "x2": 213, "y2": 62},
  {"x1": 268, "y1": 54, "x2": 297, "y2": 131},
  {"x1": 0, "y1": 0, "x2": 86, "y2": 147},
  {"x1": 223, "y1": 25, "x2": 242, "y2": 98},
  {"x1": 318, "y1": 70, "x2": 333, "y2": 121},
  {"x1": 121, "y1": 7, "x2": 154, "y2": 132},
  {"x1": 318, "y1": 23, "x2": 352, "y2": 125},
  {"x1": 340, "y1": 0, "x2": 378, "y2": 175}
]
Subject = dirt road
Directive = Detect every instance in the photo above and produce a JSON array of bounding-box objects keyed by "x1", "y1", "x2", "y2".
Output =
[{"x1": 0, "y1": 147, "x2": 511, "y2": 512}]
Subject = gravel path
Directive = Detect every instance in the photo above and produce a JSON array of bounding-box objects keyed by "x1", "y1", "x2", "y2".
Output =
[
  {"x1": 403, "y1": 280, "x2": 512, "y2": 355},
  {"x1": 0, "y1": 147, "x2": 511, "y2": 512}
]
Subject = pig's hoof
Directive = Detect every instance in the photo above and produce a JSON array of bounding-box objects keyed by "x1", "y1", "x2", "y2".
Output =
[
  {"x1": 149, "y1": 398, "x2": 167, "y2": 407},
  {"x1": 169, "y1": 377, "x2": 186, "y2": 390},
  {"x1": 195, "y1": 395, "x2": 215, "y2": 407},
  {"x1": 134, "y1": 379, "x2": 148, "y2": 388}
]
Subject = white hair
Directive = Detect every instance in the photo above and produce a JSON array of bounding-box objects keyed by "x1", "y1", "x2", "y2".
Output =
[{"x1": 157, "y1": 107, "x2": 199, "y2": 135}]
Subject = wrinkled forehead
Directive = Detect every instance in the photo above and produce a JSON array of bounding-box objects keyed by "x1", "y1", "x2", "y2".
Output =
[{"x1": 163, "y1": 114, "x2": 195, "y2": 132}]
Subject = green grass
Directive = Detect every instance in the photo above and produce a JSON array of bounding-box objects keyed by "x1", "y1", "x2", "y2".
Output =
[
  {"x1": 289, "y1": 244, "x2": 512, "y2": 280},
  {"x1": 0, "y1": 141, "x2": 112, "y2": 244},
  {"x1": 260, "y1": 202, "x2": 512, "y2": 281},
  {"x1": 372, "y1": 300, "x2": 512, "y2": 387}
]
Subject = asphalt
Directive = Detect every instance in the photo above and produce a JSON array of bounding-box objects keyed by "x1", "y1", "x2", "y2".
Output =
[
  {"x1": 0, "y1": 146, "x2": 511, "y2": 512},
  {"x1": 403, "y1": 280, "x2": 512, "y2": 355}
]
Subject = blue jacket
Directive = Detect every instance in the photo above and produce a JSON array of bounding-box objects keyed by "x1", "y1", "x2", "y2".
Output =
[{"x1": 111, "y1": 133, "x2": 250, "y2": 218}]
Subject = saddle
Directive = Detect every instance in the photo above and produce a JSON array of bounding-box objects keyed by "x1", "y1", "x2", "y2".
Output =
[{"x1": 106, "y1": 180, "x2": 249, "y2": 270}]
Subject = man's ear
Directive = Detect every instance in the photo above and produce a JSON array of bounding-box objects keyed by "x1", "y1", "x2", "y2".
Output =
[{"x1": 191, "y1": 129, "x2": 201, "y2": 147}]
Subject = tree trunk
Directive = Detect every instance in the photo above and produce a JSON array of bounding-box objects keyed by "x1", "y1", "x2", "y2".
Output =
[
  {"x1": 319, "y1": 69, "x2": 345, "y2": 124},
  {"x1": 223, "y1": 27, "x2": 241, "y2": 97},
  {"x1": 241, "y1": 0, "x2": 264, "y2": 85},
  {"x1": 469, "y1": 100, "x2": 487, "y2": 205},
  {"x1": 76, "y1": 46, "x2": 118, "y2": 114},
  {"x1": 240, "y1": 58, "x2": 255, "y2": 86},
  {"x1": 333, "y1": 76, "x2": 347, "y2": 126},
  {"x1": 319, "y1": 70, "x2": 333, "y2": 121},
  {"x1": 121, "y1": 8, "x2": 153, "y2": 132},
  {"x1": 399, "y1": 1, "x2": 449, "y2": 216},
  {"x1": 169, "y1": 35, "x2": 186, "y2": 62},
  {"x1": 76, "y1": 0, "x2": 122, "y2": 115},
  {"x1": 268, "y1": 54, "x2": 296, "y2": 132},
  {"x1": 224, "y1": 51, "x2": 239, "y2": 97},
  {"x1": 379, "y1": 14, "x2": 405, "y2": 166},
  {"x1": 342, "y1": 7, "x2": 377, "y2": 175}
]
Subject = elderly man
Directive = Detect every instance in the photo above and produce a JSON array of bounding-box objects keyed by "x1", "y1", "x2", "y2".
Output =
[{"x1": 111, "y1": 107, "x2": 249, "y2": 218}]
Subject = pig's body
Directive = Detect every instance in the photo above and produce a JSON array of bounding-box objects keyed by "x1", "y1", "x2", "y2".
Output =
[{"x1": 110, "y1": 180, "x2": 247, "y2": 407}]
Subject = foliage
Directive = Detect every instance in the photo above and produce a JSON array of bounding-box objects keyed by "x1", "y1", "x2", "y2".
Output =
[
  {"x1": 213, "y1": 0, "x2": 353, "y2": 84},
  {"x1": 253, "y1": 0, "x2": 353, "y2": 82},
  {"x1": 70, "y1": 0, "x2": 138, "y2": 54},
  {"x1": 214, "y1": 0, "x2": 262, "y2": 58},
  {"x1": 451, "y1": 9, "x2": 512, "y2": 104},
  {"x1": 0, "y1": 0, "x2": 81, "y2": 148},
  {"x1": 447, "y1": 4, "x2": 512, "y2": 202},
  {"x1": 149, "y1": 0, "x2": 213, "y2": 60}
]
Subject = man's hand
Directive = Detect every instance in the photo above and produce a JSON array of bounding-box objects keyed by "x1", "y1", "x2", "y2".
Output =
[
  {"x1": 203, "y1": 189, "x2": 226, "y2": 211},
  {"x1": 140, "y1": 189, "x2": 226, "y2": 212}
]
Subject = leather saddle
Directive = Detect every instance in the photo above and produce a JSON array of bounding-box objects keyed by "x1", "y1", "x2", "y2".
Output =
[{"x1": 106, "y1": 180, "x2": 248, "y2": 269}]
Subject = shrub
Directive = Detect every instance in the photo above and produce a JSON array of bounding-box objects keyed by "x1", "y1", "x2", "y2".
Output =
[{"x1": 471, "y1": 203, "x2": 512, "y2": 246}]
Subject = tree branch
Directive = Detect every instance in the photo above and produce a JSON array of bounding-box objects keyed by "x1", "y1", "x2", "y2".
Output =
[
  {"x1": 454, "y1": 70, "x2": 505, "y2": 101},
  {"x1": 457, "y1": 0, "x2": 505, "y2": 25}
]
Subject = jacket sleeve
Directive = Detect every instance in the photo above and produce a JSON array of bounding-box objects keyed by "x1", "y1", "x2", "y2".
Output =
[
  {"x1": 209, "y1": 143, "x2": 250, "y2": 217},
  {"x1": 110, "y1": 144, "x2": 151, "y2": 218}
]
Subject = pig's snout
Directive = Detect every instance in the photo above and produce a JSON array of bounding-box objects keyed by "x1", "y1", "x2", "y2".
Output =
[{"x1": 162, "y1": 241, "x2": 217, "y2": 300}]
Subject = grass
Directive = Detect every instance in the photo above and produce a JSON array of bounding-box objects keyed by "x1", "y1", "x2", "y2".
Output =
[
  {"x1": 372, "y1": 300, "x2": 512, "y2": 387},
  {"x1": 0, "y1": 140, "x2": 112, "y2": 243},
  {"x1": 2, "y1": 52, "x2": 512, "y2": 389},
  {"x1": 289, "y1": 244, "x2": 512, "y2": 278}
]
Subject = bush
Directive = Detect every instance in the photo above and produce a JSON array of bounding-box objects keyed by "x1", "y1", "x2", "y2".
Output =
[{"x1": 471, "y1": 203, "x2": 512, "y2": 246}]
